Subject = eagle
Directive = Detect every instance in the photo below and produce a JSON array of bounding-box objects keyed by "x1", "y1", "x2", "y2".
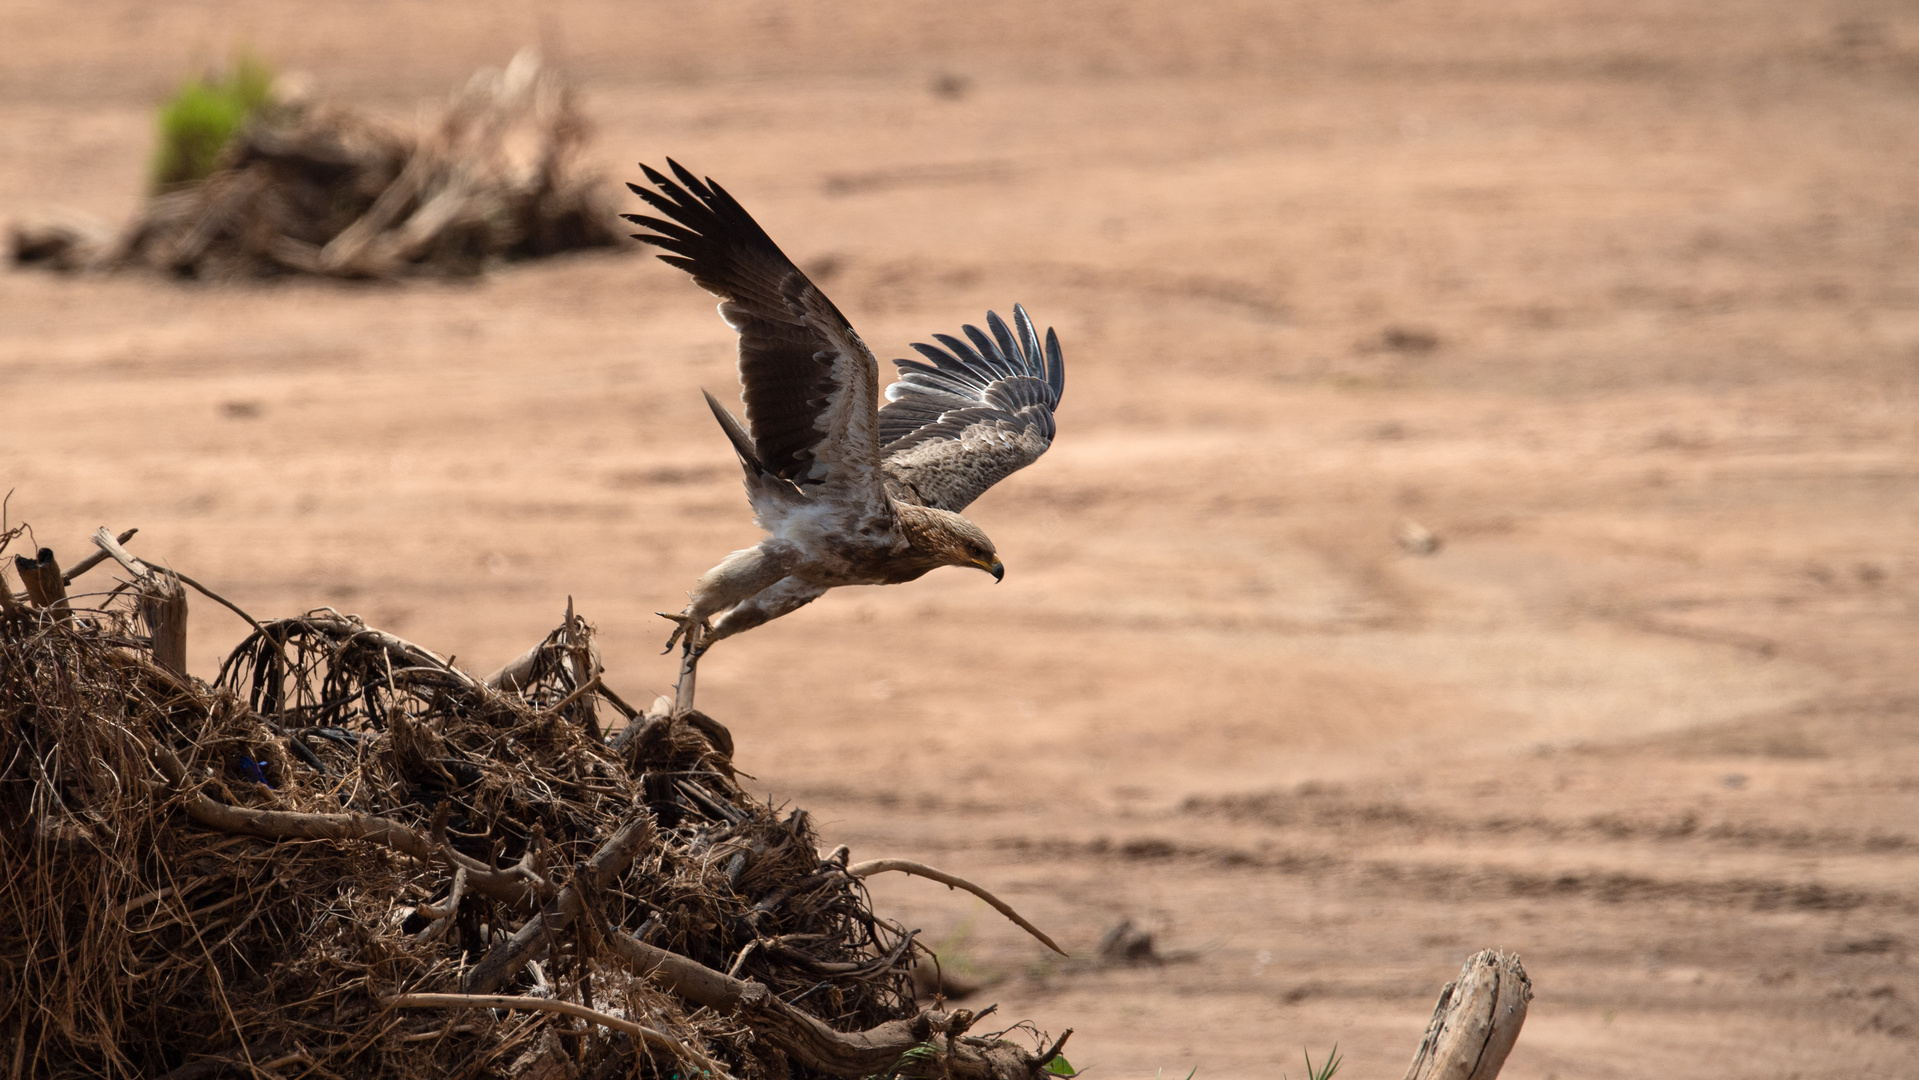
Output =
[{"x1": 623, "y1": 160, "x2": 1066, "y2": 659}]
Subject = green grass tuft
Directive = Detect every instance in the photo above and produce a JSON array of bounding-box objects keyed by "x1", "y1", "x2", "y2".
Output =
[
  {"x1": 151, "y1": 53, "x2": 276, "y2": 190},
  {"x1": 1294, "y1": 1045, "x2": 1341, "y2": 1080}
]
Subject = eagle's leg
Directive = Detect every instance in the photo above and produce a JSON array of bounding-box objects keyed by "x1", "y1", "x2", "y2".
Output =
[
  {"x1": 707, "y1": 576, "x2": 829, "y2": 647},
  {"x1": 660, "y1": 542, "x2": 799, "y2": 652}
]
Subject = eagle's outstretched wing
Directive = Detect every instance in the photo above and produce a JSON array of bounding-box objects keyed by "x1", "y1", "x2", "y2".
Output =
[
  {"x1": 623, "y1": 161, "x2": 884, "y2": 503},
  {"x1": 878, "y1": 305, "x2": 1065, "y2": 513}
]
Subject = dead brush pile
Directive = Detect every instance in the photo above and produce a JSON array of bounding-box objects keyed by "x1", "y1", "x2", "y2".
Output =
[
  {"x1": 0, "y1": 524, "x2": 1068, "y2": 1080},
  {"x1": 9, "y1": 49, "x2": 623, "y2": 279}
]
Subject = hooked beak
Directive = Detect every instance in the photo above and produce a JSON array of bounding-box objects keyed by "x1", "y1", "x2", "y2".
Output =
[{"x1": 976, "y1": 558, "x2": 1005, "y2": 583}]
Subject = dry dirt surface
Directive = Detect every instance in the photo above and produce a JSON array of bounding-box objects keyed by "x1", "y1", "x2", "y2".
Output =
[{"x1": 4, "y1": 2, "x2": 1918, "y2": 1077}]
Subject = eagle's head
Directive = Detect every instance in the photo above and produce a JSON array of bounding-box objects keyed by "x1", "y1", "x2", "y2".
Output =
[{"x1": 898, "y1": 504, "x2": 1004, "y2": 582}]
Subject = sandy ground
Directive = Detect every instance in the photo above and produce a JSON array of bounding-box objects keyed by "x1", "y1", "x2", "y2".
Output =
[{"x1": 5, "y1": 2, "x2": 1918, "y2": 1076}]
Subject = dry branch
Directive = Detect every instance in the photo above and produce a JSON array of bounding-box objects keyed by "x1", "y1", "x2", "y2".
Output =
[
  {"x1": 1403, "y1": 950, "x2": 1533, "y2": 1080},
  {"x1": 384, "y1": 994, "x2": 724, "y2": 1075},
  {"x1": 600, "y1": 926, "x2": 1033, "y2": 1080},
  {"x1": 849, "y1": 859, "x2": 1067, "y2": 956}
]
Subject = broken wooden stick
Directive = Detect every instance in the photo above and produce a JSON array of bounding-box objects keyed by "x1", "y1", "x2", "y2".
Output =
[
  {"x1": 84, "y1": 527, "x2": 186, "y2": 673},
  {"x1": 410, "y1": 867, "x2": 467, "y2": 944},
  {"x1": 673, "y1": 622, "x2": 702, "y2": 718},
  {"x1": 12, "y1": 548, "x2": 69, "y2": 617},
  {"x1": 59, "y1": 527, "x2": 137, "y2": 584},
  {"x1": 138, "y1": 570, "x2": 189, "y2": 676},
  {"x1": 89, "y1": 525, "x2": 261, "y2": 638},
  {"x1": 1403, "y1": 949, "x2": 1533, "y2": 1080},
  {"x1": 847, "y1": 858, "x2": 1066, "y2": 956}
]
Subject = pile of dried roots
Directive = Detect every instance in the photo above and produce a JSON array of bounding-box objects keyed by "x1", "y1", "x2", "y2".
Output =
[
  {"x1": 1, "y1": 524, "x2": 1068, "y2": 1080},
  {"x1": 9, "y1": 49, "x2": 623, "y2": 279}
]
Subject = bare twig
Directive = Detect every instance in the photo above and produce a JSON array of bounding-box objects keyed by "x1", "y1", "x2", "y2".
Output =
[
  {"x1": 89, "y1": 527, "x2": 149, "y2": 580},
  {"x1": 1035, "y1": 1029, "x2": 1074, "y2": 1072},
  {"x1": 170, "y1": 572, "x2": 263, "y2": 635},
  {"x1": 847, "y1": 859, "x2": 1066, "y2": 956},
  {"x1": 725, "y1": 940, "x2": 760, "y2": 979},
  {"x1": 412, "y1": 867, "x2": 468, "y2": 944},
  {"x1": 547, "y1": 674, "x2": 601, "y2": 717},
  {"x1": 595, "y1": 682, "x2": 641, "y2": 722},
  {"x1": 483, "y1": 621, "x2": 561, "y2": 691},
  {"x1": 383, "y1": 993, "x2": 727, "y2": 1076},
  {"x1": 566, "y1": 601, "x2": 603, "y2": 739}
]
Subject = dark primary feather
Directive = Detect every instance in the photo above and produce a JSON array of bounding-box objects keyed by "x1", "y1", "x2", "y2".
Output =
[
  {"x1": 623, "y1": 160, "x2": 864, "y2": 487},
  {"x1": 878, "y1": 305, "x2": 1066, "y2": 512}
]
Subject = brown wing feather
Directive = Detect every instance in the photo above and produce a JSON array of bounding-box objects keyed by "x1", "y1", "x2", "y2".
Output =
[{"x1": 625, "y1": 162, "x2": 882, "y2": 499}]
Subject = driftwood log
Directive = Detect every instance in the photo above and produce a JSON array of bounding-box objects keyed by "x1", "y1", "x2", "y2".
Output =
[{"x1": 1403, "y1": 950, "x2": 1533, "y2": 1080}]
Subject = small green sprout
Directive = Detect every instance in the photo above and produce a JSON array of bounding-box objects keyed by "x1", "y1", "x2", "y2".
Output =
[
  {"x1": 151, "y1": 53, "x2": 277, "y2": 190},
  {"x1": 1296, "y1": 1045, "x2": 1341, "y2": 1080}
]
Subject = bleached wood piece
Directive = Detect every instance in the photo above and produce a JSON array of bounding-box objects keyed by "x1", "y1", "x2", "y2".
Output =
[
  {"x1": 59, "y1": 527, "x2": 137, "y2": 584},
  {"x1": 1403, "y1": 950, "x2": 1533, "y2": 1080}
]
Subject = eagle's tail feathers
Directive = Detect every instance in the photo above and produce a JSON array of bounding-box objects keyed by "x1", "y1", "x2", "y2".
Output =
[{"x1": 703, "y1": 390, "x2": 766, "y2": 476}]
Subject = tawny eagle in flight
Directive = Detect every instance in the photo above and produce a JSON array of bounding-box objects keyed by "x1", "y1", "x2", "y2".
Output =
[{"x1": 624, "y1": 161, "x2": 1066, "y2": 654}]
